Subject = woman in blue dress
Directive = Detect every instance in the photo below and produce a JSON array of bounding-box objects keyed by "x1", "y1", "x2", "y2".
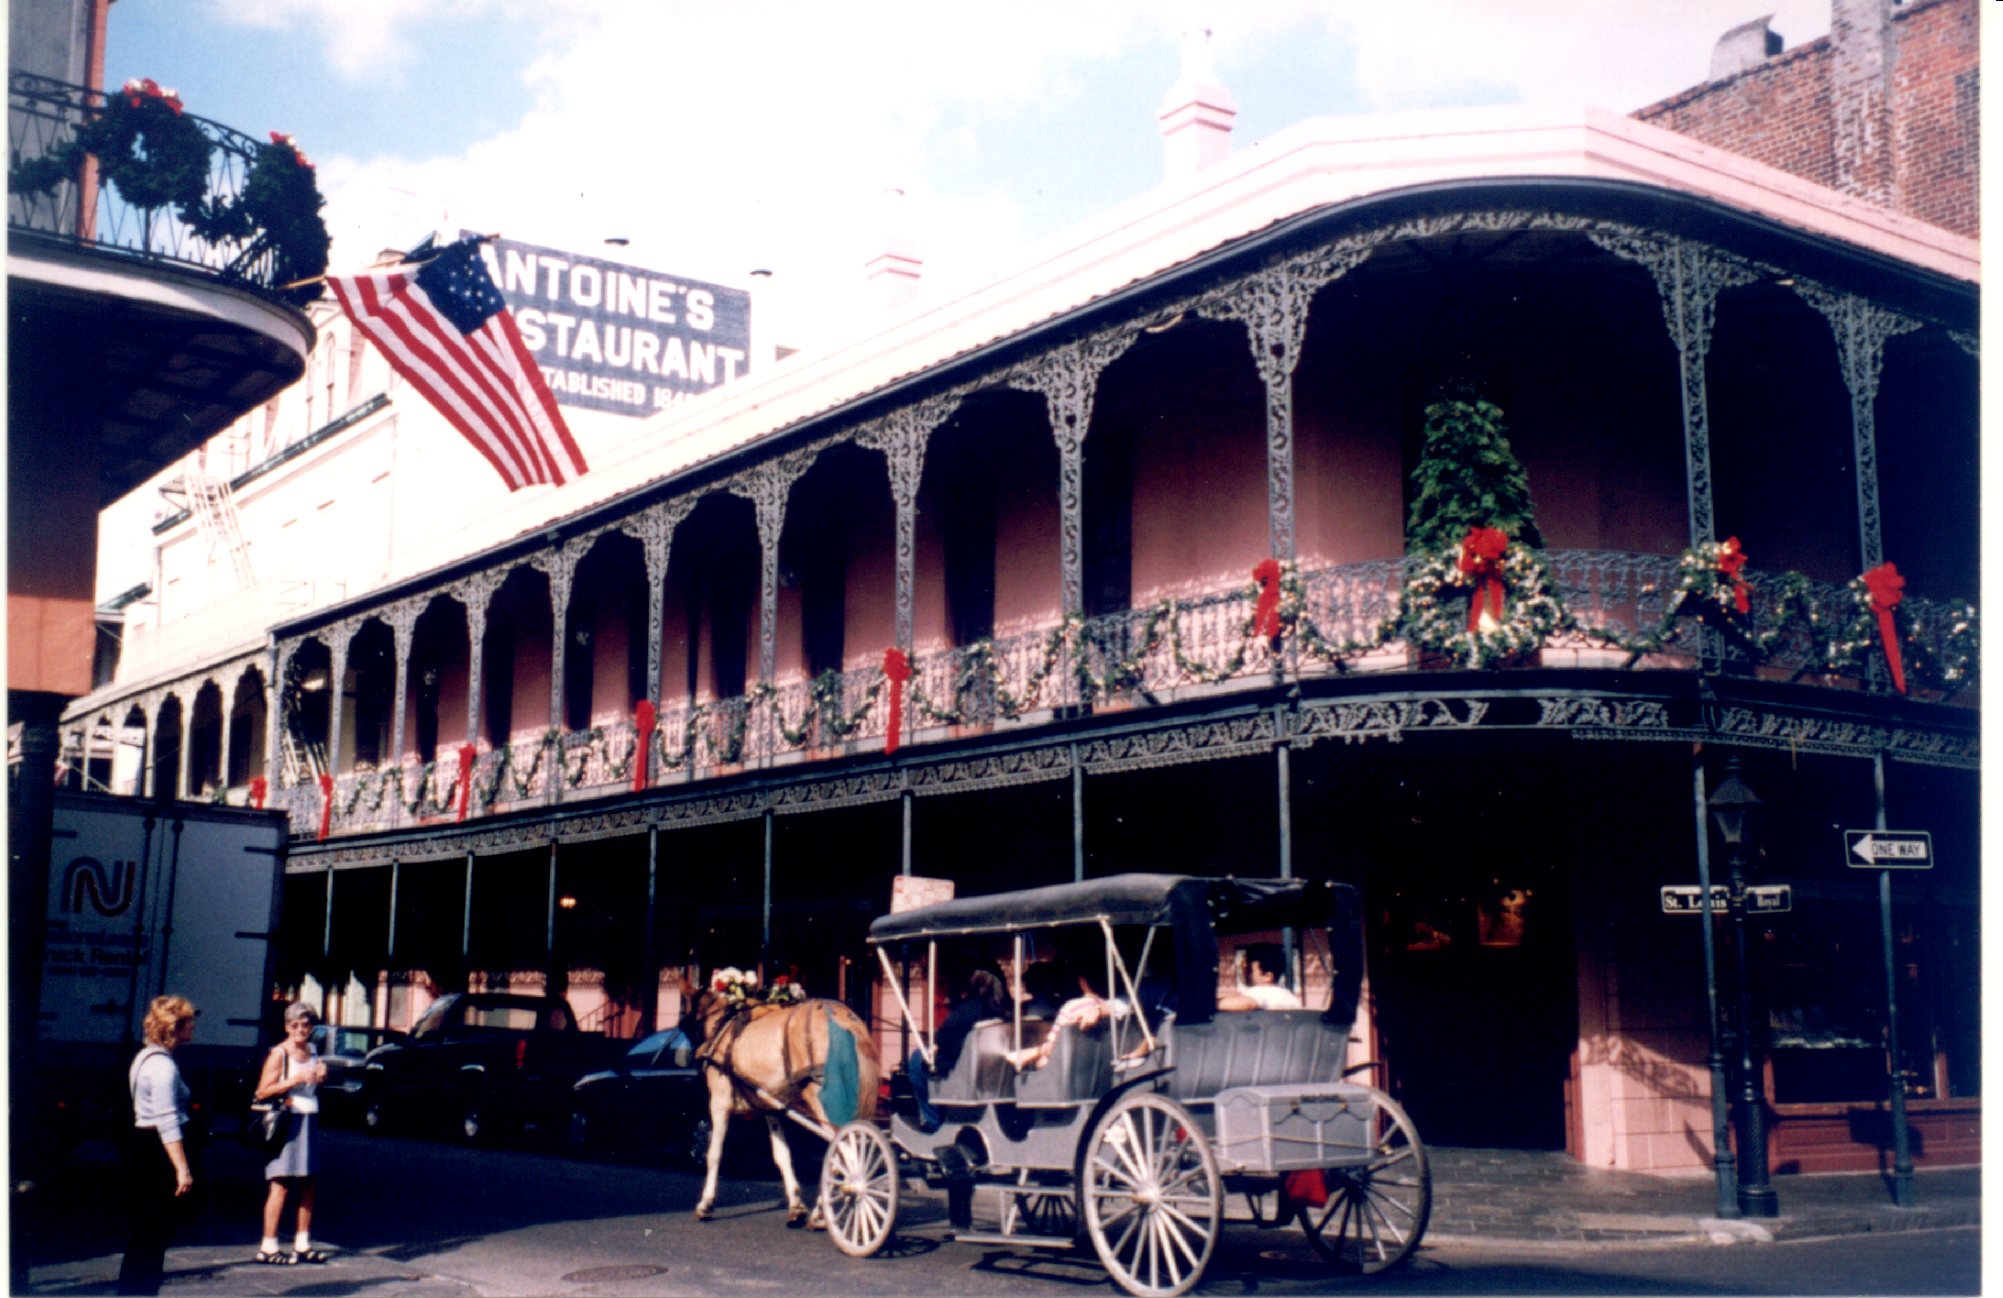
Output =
[{"x1": 252, "y1": 1001, "x2": 329, "y2": 1264}]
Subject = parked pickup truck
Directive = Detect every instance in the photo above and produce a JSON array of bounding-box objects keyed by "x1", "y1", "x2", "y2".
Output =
[{"x1": 360, "y1": 992, "x2": 624, "y2": 1143}]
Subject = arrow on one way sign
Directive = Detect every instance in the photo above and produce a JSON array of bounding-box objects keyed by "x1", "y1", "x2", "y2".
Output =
[{"x1": 1845, "y1": 830, "x2": 1933, "y2": 869}]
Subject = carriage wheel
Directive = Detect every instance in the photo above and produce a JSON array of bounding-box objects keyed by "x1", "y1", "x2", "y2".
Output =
[
  {"x1": 1082, "y1": 1091, "x2": 1221, "y2": 1298},
  {"x1": 819, "y1": 1121, "x2": 899, "y2": 1258},
  {"x1": 1301, "y1": 1086, "x2": 1430, "y2": 1274}
]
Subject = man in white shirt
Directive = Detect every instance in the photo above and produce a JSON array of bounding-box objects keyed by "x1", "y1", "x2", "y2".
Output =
[{"x1": 1218, "y1": 942, "x2": 1303, "y2": 1011}]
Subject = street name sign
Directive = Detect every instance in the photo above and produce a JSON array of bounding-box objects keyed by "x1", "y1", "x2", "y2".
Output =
[
  {"x1": 1660, "y1": 885, "x2": 1792, "y2": 914},
  {"x1": 1844, "y1": 830, "x2": 1933, "y2": 869}
]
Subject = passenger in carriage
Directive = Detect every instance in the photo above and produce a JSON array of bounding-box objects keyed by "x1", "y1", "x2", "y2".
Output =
[
  {"x1": 905, "y1": 963, "x2": 1007, "y2": 1132},
  {"x1": 1005, "y1": 960, "x2": 1127, "y2": 1070},
  {"x1": 1217, "y1": 942, "x2": 1302, "y2": 1011},
  {"x1": 1018, "y1": 961, "x2": 1073, "y2": 1020}
]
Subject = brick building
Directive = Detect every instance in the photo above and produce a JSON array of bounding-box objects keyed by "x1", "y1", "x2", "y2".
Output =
[{"x1": 1636, "y1": 0, "x2": 1978, "y2": 237}]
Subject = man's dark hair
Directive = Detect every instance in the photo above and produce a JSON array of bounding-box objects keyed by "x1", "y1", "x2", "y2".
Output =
[{"x1": 1243, "y1": 942, "x2": 1288, "y2": 986}]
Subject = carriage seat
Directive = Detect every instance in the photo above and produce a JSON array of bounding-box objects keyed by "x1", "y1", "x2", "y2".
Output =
[
  {"x1": 1159, "y1": 1010, "x2": 1352, "y2": 1102},
  {"x1": 1014, "y1": 1020, "x2": 1114, "y2": 1107},
  {"x1": 928, "y1": 1019, "x2": 1019, "y2": 1103}
]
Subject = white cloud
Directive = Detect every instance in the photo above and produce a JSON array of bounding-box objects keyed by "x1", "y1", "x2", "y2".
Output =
[{"x1": 295, "y1": 1, "x2": 1844, "y2": 351}]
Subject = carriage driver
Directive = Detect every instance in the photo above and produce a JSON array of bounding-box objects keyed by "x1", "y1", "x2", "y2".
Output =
[{"x1": 1217, "y1": 942, "x2": 1302, "y2": 1011}]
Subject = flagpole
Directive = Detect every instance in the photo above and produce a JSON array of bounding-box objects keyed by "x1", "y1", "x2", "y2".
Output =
[{"x1": 280, "y1": 233, "x2": 502, "y2": 290}]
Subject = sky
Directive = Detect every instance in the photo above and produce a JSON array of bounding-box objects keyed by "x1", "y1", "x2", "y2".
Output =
[{"x1": 103, "y1": 0, "x2": 1839, "y2": 352}]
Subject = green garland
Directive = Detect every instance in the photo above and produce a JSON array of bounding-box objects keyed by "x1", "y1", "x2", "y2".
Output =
[
  {"x1": 187, "y1": 135, "x2": 330, "y2": 304},
  {"x1": 1393, "y1": 541, "x2": 1572, "y2": 668}
]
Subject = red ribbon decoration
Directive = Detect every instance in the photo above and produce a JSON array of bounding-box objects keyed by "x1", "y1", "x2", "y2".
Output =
[
  {"x1": 1457, "y1": 527, "x2": 1510, "y2": 633},
  {"x1": 130, "y1": 79, "x2": 182, "y2": 114},
  {"x1": 316, "y1": 772, "x2": 334, "y2": 842},
  {"x1": 455, "y1": 744, "x2": 478, "y2": 822},
  {"x1": 883, "y1": 648, "x2": 913, "y2": 757},
  {"x1": 1717, "y1": 536, "x2": 1752, "y2": 614},
  {"x1": 1862, "y1": 562, "x2": 1907, "y2": 694},
  {"x1": 1252, "y1": 558, "x2": 1283, "y2": 639},
  {"x1": 633, "y1": 700, "x2": 656, "y2": 792},
  {"x1": 249, "y1": 776, "x2": 267, "y2": 810}
]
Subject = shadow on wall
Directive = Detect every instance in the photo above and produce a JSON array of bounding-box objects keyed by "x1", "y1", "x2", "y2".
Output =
[{"x1": 1579, "y1": 1033, "x2": 1706, "y2": 1104}]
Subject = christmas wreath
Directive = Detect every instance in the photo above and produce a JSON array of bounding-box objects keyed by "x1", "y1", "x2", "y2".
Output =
[
  {"x1": 1396, "y1": 530, "x2": 1571, "y2": 667},
  {"x1": 12, "y1": 80, "x2": 213, "y2": 216}
]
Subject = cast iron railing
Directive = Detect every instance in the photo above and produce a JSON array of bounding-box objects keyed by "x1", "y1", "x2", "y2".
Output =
[
  {"x1": 286, "y1": 550, "x2": 1976, "y2": 840},
  {"x1": 9, "y1": 70, "x2": 299, "y2": 293}
]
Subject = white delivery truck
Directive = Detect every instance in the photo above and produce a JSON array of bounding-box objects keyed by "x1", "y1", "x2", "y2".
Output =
[{"x1": 39, "y1": 790, "x2": 289, "y2": 1148}]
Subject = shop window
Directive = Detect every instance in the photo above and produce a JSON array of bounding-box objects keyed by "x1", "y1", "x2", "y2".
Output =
[{"x1": 1765, "y1": 895, "x2": 1976, "y2": 1104}]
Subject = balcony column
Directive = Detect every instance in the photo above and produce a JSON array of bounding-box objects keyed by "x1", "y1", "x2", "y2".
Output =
[
  {"x1": 267, "y1": 638, "x2": 297, "y2": 789},
  {"x1": 1588, "y1": 232, "x2": 1759, "y2": 548},
  {"x1": 388, "y1": 599, "x2": 418, "y2": 821},
  {"x1": 170, "y1": 690, "x2": 192, "y2": 800},
  {"x1": 1008, "y1": 334, "x2": 1136, "y2": 618},
  {"x1": 325, "y1": 617, "x2": 361, "y2": 780},
  {"x1": 622, "y1": 501, "x2": 692, "y2": 786},
  {"x1": 456, "y1": 571, "x2": 504, "y2": 743},
  {"x1": 729, "y1": 454, "x2": 816, "y2": 689},
  {"x1": 857, "y1": 398, "x2": 954, "y2": 653},
  {"x1": 534, "y1": 536, "x2": 589, "y2": 802},
  {"x1": 1207, "y1": 248, "x2": 1369, "y2": 566},
  {"x1": 1789, "y1": 286, "x2": 1921, "y2": 573},
  {"x1": 214, "y1": 668, "x2": 235, "y2": 798}
]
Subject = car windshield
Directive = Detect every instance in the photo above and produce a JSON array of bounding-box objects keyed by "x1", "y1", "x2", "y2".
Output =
[
  {"x1": 410, "y1": 996, "x2": 457, "y2": 1040},
  {"x1": 627, "y1": 1029, "x2": 692, "y2": 1069}
]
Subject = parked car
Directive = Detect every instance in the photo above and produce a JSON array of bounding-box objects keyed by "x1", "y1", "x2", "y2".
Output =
[
  {"x1": 309, "y1": 1025, "x2": 404, "y2": 1125},
  {"x1": 360, "y1": 992, "x2": 623, "y2": 1143},
  {"x1": 568, "y1": 1028, "x2": 711, "y2": 1166}
]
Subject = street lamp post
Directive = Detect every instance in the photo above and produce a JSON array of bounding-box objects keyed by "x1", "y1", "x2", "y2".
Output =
[{"x1": 1709, "y1": 757, "x2": 1778, "y2": 1218}]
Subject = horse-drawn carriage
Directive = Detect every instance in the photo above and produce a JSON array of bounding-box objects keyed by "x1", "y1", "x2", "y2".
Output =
[{"x1": 816, "y1": 872, "x2": 1431, "y2": 1297}]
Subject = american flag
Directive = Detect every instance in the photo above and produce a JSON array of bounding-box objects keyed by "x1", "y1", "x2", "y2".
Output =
[{"x1": 328, "y1": 236, "x2": 587, "y2": 491}]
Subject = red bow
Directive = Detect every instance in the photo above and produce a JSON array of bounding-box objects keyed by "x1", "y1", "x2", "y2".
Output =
[
  {"x1": 633, "y1": 700, "x2": 656, "y2": 792},
  {"x1": 1862, "y1": 563, "x2": 1907, "y2": 694},
  {"x1": 1717, "y1": 537, "x2": 1752, "y2": 615},
  {"x1": 883, "y1": 648, "x2": 913, "y2": 756},
  {"x1": 456, "y1": 744, "x2": 479, "y2": 821},
  {"x1": 1458, "y1": 527, "x2": 1510, "y2": 633},
  {"x1": 249, "y1": 775, "x2": 267, "y2": 810},
  {"x1": 316, "y1": 772, "x2": 334, "y2": 841},
  {"x1": 270, "y1": 131, "x2": 313, "y2": 169},
  {"x1": 1252, "y1": 558, "x2": 1283, "y2": 639}
]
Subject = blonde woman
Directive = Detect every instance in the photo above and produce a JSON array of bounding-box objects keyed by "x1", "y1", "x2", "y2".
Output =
[
  {"x1": 118, "y1": 995, "x2": 197, "y2": 1296},
  {"x1": 252, "y1": 1002, "x2": 329, "y2": 1264}
]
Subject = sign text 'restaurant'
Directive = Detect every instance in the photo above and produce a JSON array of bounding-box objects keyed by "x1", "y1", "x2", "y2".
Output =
[{"x1": 476, "y1": 235, "x2": 751, "y2": 418}]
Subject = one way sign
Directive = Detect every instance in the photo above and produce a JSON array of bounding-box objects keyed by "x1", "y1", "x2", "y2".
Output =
[{"x1": 1845, "y1": 830, "x2": 1933, "y2": 869}]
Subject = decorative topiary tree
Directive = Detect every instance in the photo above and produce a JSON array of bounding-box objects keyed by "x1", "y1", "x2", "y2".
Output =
[{"x1": 1404, "y1": 396, "x2": 1543, "y2": 553}]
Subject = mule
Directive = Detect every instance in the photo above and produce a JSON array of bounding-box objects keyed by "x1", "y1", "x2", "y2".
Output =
[{"x1": 684, "y1": 990, "x2": 881, "y2": 1226}]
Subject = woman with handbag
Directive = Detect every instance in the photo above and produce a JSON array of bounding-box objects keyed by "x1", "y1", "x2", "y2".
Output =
[
  {"x1": 251, "y1": 1001, "x2": 329, "y2": 1264},
  {"x1": 119, "y1": 996, "x2": 198, "y2": 1296}
]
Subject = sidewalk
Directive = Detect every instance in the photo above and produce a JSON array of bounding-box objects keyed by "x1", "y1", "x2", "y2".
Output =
[
  {"x1": 22, "y1": 1148, "x2": 1981, "y2": 1294},
  {"x1": 1421, "y1": 1147, "x2": 1981, "y2": 1249}
]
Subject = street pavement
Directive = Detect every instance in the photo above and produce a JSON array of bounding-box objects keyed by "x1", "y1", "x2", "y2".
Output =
[{"x1": 18, "y1": 1131, "x2": 1981, "y2": 1295}]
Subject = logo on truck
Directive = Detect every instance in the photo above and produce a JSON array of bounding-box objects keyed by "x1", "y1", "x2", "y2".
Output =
[{"x1": 61, "y1": 857, "x2": 136, "y2": 917}]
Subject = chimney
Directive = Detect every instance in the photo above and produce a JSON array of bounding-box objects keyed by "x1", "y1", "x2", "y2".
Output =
[
  {"x1": 1830, "y1": 0, "x2": 1895, "y2": 207},
  {"x1": 1709, "y1": 15, "x2": 1782, "y2": 81},
  {"x1": 863, "y1": 187, "x2": 921, "y2": 314},
  {"x1": 1158, "y1": 27, "x2": 1236, "y2": 184}
]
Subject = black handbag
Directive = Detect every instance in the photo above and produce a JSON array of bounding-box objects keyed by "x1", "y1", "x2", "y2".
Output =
[{"x1": 250, "y1": 1101, "x2": 288, "y2": 1154}]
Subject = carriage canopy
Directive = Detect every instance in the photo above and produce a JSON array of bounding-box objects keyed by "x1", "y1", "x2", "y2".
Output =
[{"x1": 868, "y1": 872, "x2": 1363, "y2": 1028}]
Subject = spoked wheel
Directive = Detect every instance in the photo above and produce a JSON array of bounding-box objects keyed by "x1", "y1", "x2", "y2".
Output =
[
  {"x1": 1301, "y1": 1086, "x2": 1430, "y2": 1273},
  {"x1": 819, "y1": 1121, "x2": 899, "y2": 1258},
  {"x1": 1081, "y1": 1091, "x2": 1221, "y2": 1298}
]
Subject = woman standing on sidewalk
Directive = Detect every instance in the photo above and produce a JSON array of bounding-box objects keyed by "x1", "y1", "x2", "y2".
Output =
[
  {"x1": 252, "y1": 1002, "x2": 329, "y2": 1265},
  {"x1": 119, "y1": 995, "x2": 198, "y2": 1296}
]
